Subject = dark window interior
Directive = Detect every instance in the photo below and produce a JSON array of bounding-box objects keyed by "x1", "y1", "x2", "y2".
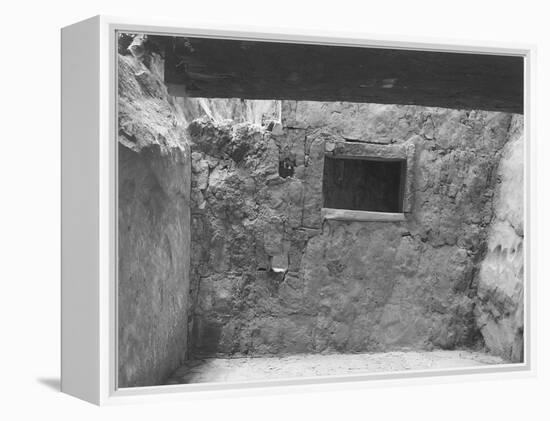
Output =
[{"x1": 323, "y1": 157, "x2": 406, "y2": 213}]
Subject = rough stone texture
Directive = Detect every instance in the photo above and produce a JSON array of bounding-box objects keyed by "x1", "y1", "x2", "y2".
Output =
[
  {"x1": 118, "y1": 52, "x2": 192, "y2": 387},
  {"x1": 475, "y1": 115, "x2": 524, "y2": 362},
  {"x1": 283, "y1": 101, "x2": 414, "y2": 142},
  {"x1": 176, "y1": 97, "x2": 280, "y2": 127},
  {"x1": 188, "y1": 100, "x2": 522, "y2": 358}
]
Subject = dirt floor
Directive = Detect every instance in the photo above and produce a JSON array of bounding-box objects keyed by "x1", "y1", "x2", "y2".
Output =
[{"x1": 164, "y1": 350, "x2": 506, "y2": 384}]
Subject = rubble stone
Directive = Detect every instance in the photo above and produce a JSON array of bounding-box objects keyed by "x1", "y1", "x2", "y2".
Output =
[{"x1": 188, "y1": 101, "x2": 522, "y2": 358}]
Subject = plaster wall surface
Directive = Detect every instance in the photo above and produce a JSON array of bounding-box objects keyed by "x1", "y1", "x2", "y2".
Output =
[
  {"x1": 474, "y1": 115, "x2": 524, "y2": 362},
  {"x1": 117, "y1": 52, "x2": 192, "y2": 387},
  {"x1": 189, "y1": 101, "x2": 522, "y2": 358}
]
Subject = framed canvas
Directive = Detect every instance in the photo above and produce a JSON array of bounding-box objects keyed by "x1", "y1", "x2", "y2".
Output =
[{"x1": 61, "y1": 15, "x2": 534, "y2": 405}]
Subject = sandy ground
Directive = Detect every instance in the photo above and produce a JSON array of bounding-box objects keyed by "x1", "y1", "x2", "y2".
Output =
[{"x1": 164, "y1": 350, "x2": 506, "y2": 384}]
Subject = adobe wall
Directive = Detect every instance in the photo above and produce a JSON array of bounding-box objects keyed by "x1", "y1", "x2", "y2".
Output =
[
  {"x1": 474, "y1": 115, "x2": 524, "y2": 362},
  {"x1": 117, "y1": 52, "x2": 192, "y2": 387},
  {"x1": 189, "y1": 101, "x2": 522, "y2": 358}
]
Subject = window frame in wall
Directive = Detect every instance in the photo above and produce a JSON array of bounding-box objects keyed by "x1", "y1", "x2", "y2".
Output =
[{"x1": 321, "y1": 140, "x2": 415, "y2": 222}]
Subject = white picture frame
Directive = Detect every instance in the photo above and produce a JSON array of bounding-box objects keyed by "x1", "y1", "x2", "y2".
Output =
[{"x1": 61, "y1": 15, "x2": 535, "y2": 405}]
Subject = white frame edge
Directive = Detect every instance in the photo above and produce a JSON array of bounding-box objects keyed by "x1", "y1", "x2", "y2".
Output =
[
  {"x1": 61, "y1": 16, "x2": 101, "y2": 404},
  {"x1": 60, "y1": 14, "x2": 536, "y2": 406}
]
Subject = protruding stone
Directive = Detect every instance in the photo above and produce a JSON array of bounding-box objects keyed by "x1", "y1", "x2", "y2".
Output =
[{"x1": 302, "y1": 135, "x2": 326, "y2": 228}]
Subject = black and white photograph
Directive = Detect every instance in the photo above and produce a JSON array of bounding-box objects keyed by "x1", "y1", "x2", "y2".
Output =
[
  {"x1": 116, "y1": 32, "x2": 525, "y2": 388},
  {"x1": 4, "y1": 0, "x2": 550, "y2": 418}
]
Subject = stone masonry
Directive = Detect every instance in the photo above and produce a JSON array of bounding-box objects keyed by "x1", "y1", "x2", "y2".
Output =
[{"x1": 188, "y1": 101, "x2": 523, "y2": 358}]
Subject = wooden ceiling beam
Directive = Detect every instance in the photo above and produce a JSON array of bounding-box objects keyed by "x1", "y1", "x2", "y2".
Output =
[{"x1": 163, "y1": 37, "x2": 524, "y2": 114}]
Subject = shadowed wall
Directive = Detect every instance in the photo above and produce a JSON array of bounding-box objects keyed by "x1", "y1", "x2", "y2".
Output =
[{"x1": 117, "y1": 53, "x2": 191, "y2": 387}]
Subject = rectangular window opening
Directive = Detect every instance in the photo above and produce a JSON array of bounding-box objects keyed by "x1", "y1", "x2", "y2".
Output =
[{"x1": 322, "y1": 156, "x2": 406, "y2": 213}]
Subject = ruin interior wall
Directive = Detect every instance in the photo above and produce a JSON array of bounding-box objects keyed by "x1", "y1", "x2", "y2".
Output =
[
  {"x1": 116, "y1": 35, "x2": 525, "y2": 389},
  {"x1": 189, "y1": 101, "x2": 524, "y2": 359},
  {"x1": 116, "y1": 39, "x2": 282, "y2": 386},
  {"x1": 117, "y1": 53, "x2": 192, "y2": 387},
  {"x1": 474, "y1": 115, "x2": 524, "y2": 362}
]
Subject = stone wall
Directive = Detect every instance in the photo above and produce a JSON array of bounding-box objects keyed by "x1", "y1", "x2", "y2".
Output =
[
  {"x1": 189, "y1": 101, "x2": 522, "y2": 358},
  {"x1": 116, "y1": 33, "x2": 525, "y2": 378},
  {"x1": 474, "y1": 115, "x2": 524, "y2": 362},
  {"x1": 117, "y1": 52, "x2": 191, "y2": 387}
]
